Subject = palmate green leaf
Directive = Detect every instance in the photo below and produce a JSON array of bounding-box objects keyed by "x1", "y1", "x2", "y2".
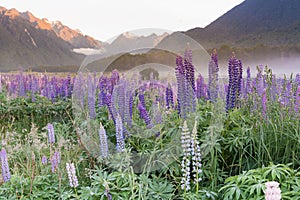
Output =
[
  {"x1": 262, "y1": 163, "x2": 293, "y2": 181},
  {"x1": 280, "y1": 192, "x2": 298, "y2": 200},
  {"x1": 247, "y1": 179, "x2": 267, "y2": 197},
  {"x1": 148, "y1": 179, "x2": 174, "y2": 200}
]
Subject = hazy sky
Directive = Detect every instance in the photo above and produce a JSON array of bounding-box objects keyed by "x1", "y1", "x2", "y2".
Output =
[{"x1": 1, "y1": 0, "x2": 244, "y2": 41}]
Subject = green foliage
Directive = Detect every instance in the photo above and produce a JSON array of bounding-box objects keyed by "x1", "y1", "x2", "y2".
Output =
[
  {"x1": 0, "y1": 77, "x2": 300, "y2": 199},
  {"x1": 219, "y1": 163, "x2": 300, "y2": 200},
  {"x1": 0, "y1": 95, "x2": 72, "y2": 133}
]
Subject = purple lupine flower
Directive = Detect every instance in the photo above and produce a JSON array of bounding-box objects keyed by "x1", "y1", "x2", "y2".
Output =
[
  {"x1": 110, "y1": 70, "x2": 120, "y2": 93},
  {"x1": 295, "y1": 86, "x2": 300, "y2": 114},
  {"x1": 116, "y1": 114, "x2": 125, "y2": 152},
  {"x1": 284, "y1": 81, "x2": 292, "y2": 106},
  {"x1": 208, "y1": 49, "x2": 219, "y2": 102},
  {"x1": 66, "y1": 163, "x2": 79, "y2": 188},
  {"x1": 47, "y1": 123, "x2": 55, "y2": 144},
  {"x1": 98, "y1": 90, "x2": 106, "y2": 108},
  {"x1": 30, "y1": 75, "x2": 38, "y2": 102},
  {"x1": 138, "y1": 91, "x2": 146, "y2": 109},
  {"x1": 196, "y1": 74, "x2": 207, "y2": 99},
  {"x1": 296, "y1": 73, "x2": 300, "y2": 83},
  {"x1": 176, "y1": 56, "x2": 187, "y2": 118},
  {"x1": 106, "y1": 93, "x2": 116, "y2": 123},
  {"x1": 237, "y1": 59, "x2": 243, "y2": 98},
  {"x1": 165, "y1": 83, "x2": 174, "y2": 109},
  {"x1": 110, "y1": 83, "x2": 130, "y2": 137},
  {"x1": 99, "y1": 123, "x2": 109, "y2": 158},
  {"x1": 256, "y1": 66, "x2": 264, "y2": 96},
  {"x1": 0, "y1": 75, "x2": 2, "y2": 93},
  {"x1": 41, "y1": 155, "x2": 48, "y2": 165},
  {"x1": 124, "y1": 90, "x2": 133, "y2": 127},
  {"x1": 50, "y1": 76, "x2": 58, "y2": 101},
  {"x1": 0, "y1": 148, "x2": 11, "y2": 182},
  {"x1": 88, "y1": 76, "x2": 96, "y2": 119},
  {"x1": 184, "y1": 57, "x2": 195, "y2": 92},
  {"x1": 262, "y1": 90, "x2": 267, "y2": 118},
  {"x1": 138, "y1": 102, "x2": 154, "y2": 129},
  {"x1": 51, "y1": 151, "x2": 60, "y2": 173},
  {"x1": 183, "y1": 58, "x2": 197, "y2": 113},
  {"x1": 152, "y1": 102, "x2": 163, "y2": 124},
  {"x1": 113, "y1": 83, "x2": 125, "y2": 120},
  {"x1": 184, "y1": 42, "x2": 192, "y2": 65},
  {"x1": 105, "y1": 188, "x2": 113, "y2": 200},
  {"x1": 226, "y1": 56, "x2": 234, "y2": 111},
  {"x1": 66, "y1": 73, "x2": 72, "y2": 98},
  {"x1": 245, "y1": 67, "x2": 251, "y2": 98},
  {"x1": 98, "y1": 76, "x2": 109, "y2": 107},
  {"x1": 226, "y1": 52, "x2": 243, "y2": 111},
  {"x1": 176, "y1": 50, "x2": 197, "y2": 116},
  {"x1": 18, "y1": 70, "x2": 26, "y2": 97},
  {"x1": 129, "y1": 92, "x2": 133, "y2": 118},
  {"x1": 270, "y1": 75, "x2": 277, "y2": 102},
  {"x1": 78, "y1": 73, "x2": 85, "y2": 108}
]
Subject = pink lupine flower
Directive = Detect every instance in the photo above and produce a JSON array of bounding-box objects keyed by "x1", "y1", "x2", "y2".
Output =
[{"x1": 265, "y1": 181, "x2": 281, "y2": 200}]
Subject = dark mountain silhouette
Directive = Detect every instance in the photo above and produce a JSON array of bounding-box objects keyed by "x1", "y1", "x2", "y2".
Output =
[
  {"x1": 0, "y1": 7, "x2": 87, "y2": 71},
  {"x1": 183, "y1": 0, "x2": 300, "y2": 48}
]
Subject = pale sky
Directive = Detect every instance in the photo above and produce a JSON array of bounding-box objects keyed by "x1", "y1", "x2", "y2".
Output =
[{"x1": 1, "y1": 0, "x2": 244, "y2": 41}]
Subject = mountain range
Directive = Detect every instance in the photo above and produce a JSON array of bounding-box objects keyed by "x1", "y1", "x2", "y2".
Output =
[
  {"x1": 181, "y1": 0, "x2": 300, "y2": 48},
  {"x1": 0, "y1": 6, "x2": 170, "y2": 71},
  {"x1": 156, "y1": 0, "x2": 300, "y2": 73},
  {"x1": 1, "y1": 0, "x2": 300, "y2": 72}
]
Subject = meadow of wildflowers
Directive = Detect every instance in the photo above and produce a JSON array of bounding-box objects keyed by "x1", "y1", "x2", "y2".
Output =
[{"x1": 0, "y1": 48, "x2": 299, "y2": 199}]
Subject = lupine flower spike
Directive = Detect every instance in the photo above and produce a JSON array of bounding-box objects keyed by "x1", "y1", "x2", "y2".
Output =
[
  {"x1": 66, "y1": 163, "x2": 79, "y2": 188},
  {"x1": 47, "y1": 123, "x2": 55, "y2": 143},
  {"x1": 99, "y1": 122, "x2": 109, "y2": 158},
  {"x1": 41, "y1": 155, "x2": 48, "y2": 165},
  {"x1": 180, "y1": 121, "x2": 191, "y2": 191},
  {"x1": 116, "y1": 114, "x2": 125, "y2": 152},
  {"x1": 0, "y1": 148, "x2": 11, "y2": 182},
  {"x1": 191, "y1": 120, "x2": 202, "y2": 186}
]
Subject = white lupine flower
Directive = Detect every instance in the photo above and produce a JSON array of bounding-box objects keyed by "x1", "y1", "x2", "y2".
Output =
[
  {"x1": 66, "y1": 163, "x2": 79, "y2": 188},
  {"x1": 180, "y1": 119, "x2": 203, "y2": 191},
  {"x1": 116, "y1": 114, "x2": 125, "y2": 152},
  {"x1": 191, "y1": 120, "x2": 202, "y2": 184},
  {"x1": 99, "y1": 123, "x2": 109, "y2": 158},
  {"x1": 180, "y1": 121, "x2": 191, "y2": 191}
]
